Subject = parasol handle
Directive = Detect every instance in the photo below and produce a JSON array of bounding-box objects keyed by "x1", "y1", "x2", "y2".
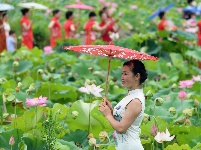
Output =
[{"x1": 104, "y1": 56, "x2": 112, "y2": 97}]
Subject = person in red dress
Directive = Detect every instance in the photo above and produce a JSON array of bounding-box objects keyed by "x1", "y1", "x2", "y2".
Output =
[
  {"x1": 64, "y1": 11, "x2": 76, "y2": 39},
  {"x1": 84, "y1": 12, "x2": 111, "y2": 45},
  {"x1": 48, "y1": 9, "x2": 62, "y2": 48},
  {"x1": 0, "y1": 11, "x2": 7, "y2": 52},
  {"x1": 20, "y1": 8, "x2": 33, "y2": 49},
  {"x1": 197, "y1": 21, "x2": 201, "y2": 69},
  {"x1": 99, "y1": 10, "x2": 119, "y2": 43},
  {"x1": 158, "y1": 12, "x2": 168, "y2": 31}
]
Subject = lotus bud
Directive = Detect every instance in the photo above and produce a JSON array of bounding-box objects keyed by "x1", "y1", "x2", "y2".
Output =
[
  {"x1": 168, "y1": 107, "x2": 176, "y2": 115},
  {"x1": 150, "y1": 125, "x2": 158, "y2": 136},
  {"x1": 194, "y1": 99, "x2": 199, "y2": 106},
  {"x1": 171, "y1": 83, "x2": 177, "y2": 89},
  {"x1": 9, "y1": 136, "x2": 15, "y2": 146},
  {"x1": 145, "y1": 90, "x2": 153, "y2": 97},
  {"x1": 37, "y1": 69, "x2": 44, "y2": 74},
  {"x1": 17, "y1": 82, "x2": 22, "y2": 88},
  {"x1": 178, "y1": 90, "x2": 187, "y2": 100},
  {"x1": 184, "y1": 118, "x2": 192, "y2": 126},
  {"x1": 99, "y1": 131, "x2": 109, "y2": 143},
  {"x1": 87, "y1": 133, "x2": 94, "y2": 139},
  {"x1": 85, "y1": 79, "x2": 91, "y2": 84},
  {"x1": 155, "y1": 98, "x2": 163, "y2": 106},
  {"x1": 161, "y1": 73, "x2": 167, "y2": 80},
  {"x1": 88, "y1": 138, "x2": 96, "y2": 146},
  {"x1": 143, "y1": 113, "x2": 150, "y2": 124},
  {"x1": 183, "y1": 109, "x2": 193, "y2": 117},
  {"x1": 72, "y1": 111, "x2": 79, "y2": 119},
  {"x1": 13, "y1": 61, "x2": 19, "y2": 67}
]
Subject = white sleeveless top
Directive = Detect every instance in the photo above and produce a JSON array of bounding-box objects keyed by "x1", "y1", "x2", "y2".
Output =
[{"x1": 113, "y1": 89, "x2": 145, "y2": 150}]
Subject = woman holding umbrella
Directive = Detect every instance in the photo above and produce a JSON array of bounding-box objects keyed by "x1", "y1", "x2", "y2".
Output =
[
  {"x1": 99, "y1": 59, "x2": 147, "y2": 150},
  {"x1": 84, "y1": 11, "x2": 111, "y2": 45},
  {"x1": 48, "y1": 9, "x2": 62, "y2": 48},
  {"x1": 20, "y1": 8, "x2": 33, "y2": 49},
  {"x1": 0, "y1": 11, "x2": 7, "y2": 52}
]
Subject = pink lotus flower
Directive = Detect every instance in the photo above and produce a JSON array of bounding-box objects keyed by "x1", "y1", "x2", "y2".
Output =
[
  {"x1": 177, "y1": 8, "x2": 183, "y2": 13},
  {"x1": 178, "y1": 90, "x2": 187, "y2": 100},
  {"x1": 179, "y1": 80, "x2": 194, "y2": 88},
  {"x1": 130, "y1": 5, "x2": 138, "y2": 10},
  {"x1": 44, "y1": 46, "x2": 54, "y2": 55},
  {"x1": 108, "y1": 8, "x2": 115, "y2": 15},
  {"x1": 150, "y1": 125, "x2": 158, "y2": 136},
  {"x1": 112, "y1": 2, "x2": 118, "y2": 8},
  {"x1": 192, "y1": 75, "x2": 201, "y2": 82},
  {"x1": 154, "y1": 128, "x2": 175, "y2": 143},
  {"x1": 98, "y1": 0, "x2": 105, "y2": 3},
  {"x1": 78, "y1": 83, "x2": 103, "y2": 97},
  {"x1": 9, "y1": 136, "x2": 15, "y2": 146},
  {"x1": 26, "y1": 96, "x2": 48, "y2": 107},
  {"x1": 105, "y1": 2, "x2": 111, "y2": 7}
]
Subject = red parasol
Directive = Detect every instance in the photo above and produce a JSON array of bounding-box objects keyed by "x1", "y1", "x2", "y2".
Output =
[
  {"x1": 63, "y1": 42, "x2": 158, "y2": 96},
  {"x1": 65, "y1": 2, "x2": 95, "y2": 10}
]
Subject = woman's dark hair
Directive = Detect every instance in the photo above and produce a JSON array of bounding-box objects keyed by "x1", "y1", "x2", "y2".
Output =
[
  {"x1": 21, "y1": 8, "x2": 29, "y2": 16},
  {"x1": 52, "y1": 9, "x2": 60, "y2": 16},
  {"x1": 9, "y1": 30, "x2": 15, "y2": 35},
  {"x1": 102, "y1": 7, "x2": 107, "y2": 12},
  {"x1": 99, "y1": 10, "x2": 104, "y2": 17},
  {"x1": 158, "y1": 11, "x2": 165, "y2": 20},
  {"x1": 2, "y1": 12, "x2": 7, "y2": 18},
  {"x1": 89, "y1": 12, "x2": 96, "y2": 18},
  {"x1": 187, "y1": 0, "x2": 194, "y2": 5},
  {"x1": 66, "y1": 11, "x2": 73, "y2": 19},
  {"x1": 123, "y1": 60, "x2": 148, "y2": 84},
  {"x1": 184, "y1": 11, "x2": 195, "y2": 20}
]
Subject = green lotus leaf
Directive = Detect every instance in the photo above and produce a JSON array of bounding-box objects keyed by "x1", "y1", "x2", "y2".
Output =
[{"x1": 165, "y1": 143, "x2": 191, "y2": 150}]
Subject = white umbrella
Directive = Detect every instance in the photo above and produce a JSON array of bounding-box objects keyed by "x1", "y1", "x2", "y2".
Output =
[
  {"x1": 0, "y1": 3, "x2": 14, "y2": 11},
  {"x1": 18, "y1": 2, "x2": 48, "y2": 10}
]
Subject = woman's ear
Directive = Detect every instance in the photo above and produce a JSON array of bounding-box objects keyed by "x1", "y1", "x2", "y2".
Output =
[{"x1": 135, "y1": 73, "x2": 140, "y2": 80}]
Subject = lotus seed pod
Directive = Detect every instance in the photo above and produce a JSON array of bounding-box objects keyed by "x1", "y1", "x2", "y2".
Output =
[
  {"x1": 183, "y1": 109, "x2": 193, "y2": 117},
  {"x1": 37, "y1": 69, "x2": 44, "y2": 74},
  {"x1": 143, "y1": 113, "x2": 150, "y2": 124},
  {"x1": 168, "y1": 107, "x2": 176, "y2": 115},
  {"x1": 72, "y1": 111, "x2": 79, "y2": 119},
  {"x1": 99, "y1": 131, "x2": 108, "y2": 143},
  {"x1": 166, "y1": 62, "x2": 172, "y2": 67},
  {"x1": 161, "y1": 73, "x2": 167, "y2": 80},
  {"x1": 184, "y1": 118, "x2": 192, "y2": 126},
  {"x1": 171, "y1": 83, "x2": 177, "y2": 88},
  {"x1": 194, "y1": 99, "x2": 199, "y2": 106},
  {"x1": 88, "y1": 138, "x2": 96, "y2": 146},
  {"x1": 155, "y1": 98, "x2": 163, "y2": 106},
  {"x1": 13, "y1": 61, "x2": 19, "y2": 67},
  {"x1": 17, "y1": 82, "x2": 22, "y2": 88}
]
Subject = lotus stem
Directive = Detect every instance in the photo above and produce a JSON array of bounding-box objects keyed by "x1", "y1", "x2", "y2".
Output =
[{"x1": 162, "y1": 142, "x2": 165, "y2": 150}]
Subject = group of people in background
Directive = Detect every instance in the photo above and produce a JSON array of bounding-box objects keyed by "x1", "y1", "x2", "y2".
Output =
[{"x1": 0, "y1": 6, "x2": 119, "y2": 52}]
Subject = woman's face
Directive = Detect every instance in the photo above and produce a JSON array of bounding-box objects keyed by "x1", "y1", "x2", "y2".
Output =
[
  {"x1": 101, "y1": 13, "x2": 107, "y2": 21},
  {"x1": 25, "y1": 11, "x2": 30, "y2": 17},
  {"x1": 3, "y1": 14, "x2": 9, "y2": 21},
  {"x1": 55, "y1": 11, "x2": 61, "y2": 19},
  {"x1": 121, "y1": 65, "x2": 140, "y2": 89}
]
